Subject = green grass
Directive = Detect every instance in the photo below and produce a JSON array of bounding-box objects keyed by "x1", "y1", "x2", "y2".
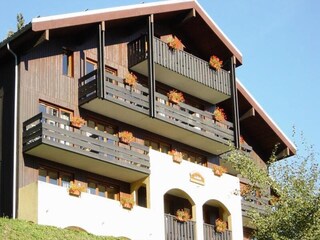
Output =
[{"x1": 0, "y1": 217, "x2": 130, "y2": 240}]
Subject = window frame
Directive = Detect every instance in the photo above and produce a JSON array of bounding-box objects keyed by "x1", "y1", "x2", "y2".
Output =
[{"x1": 62, "y1": 49, "x2": 74, "y2": 77}]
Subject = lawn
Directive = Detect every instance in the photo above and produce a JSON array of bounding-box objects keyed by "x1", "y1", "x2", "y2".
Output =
[{"x1": 0, "y1": 217, "x2": 129, "y2": 240}]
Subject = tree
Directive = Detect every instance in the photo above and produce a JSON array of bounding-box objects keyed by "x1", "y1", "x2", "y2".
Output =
[
  {"x1": 224, "y1": 134, "x2": 320, "y2": 239},
  {"x1": 17, "y1": 13, "x2": 25, "y2": 31},
  {"x1": 6, "y1": 13, "x2": 25, "y2": 38}
]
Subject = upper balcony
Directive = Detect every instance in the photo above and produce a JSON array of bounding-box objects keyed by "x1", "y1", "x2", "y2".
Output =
[
  {"x1": 79, "y1": 71, "x2": 234, "y2": 155},
  {"x1": 128, "y1": 35, "x2": 231, "y2": 104},
  {"x1": 23, "y1": 112, "x2": 150, "y2": 182}
]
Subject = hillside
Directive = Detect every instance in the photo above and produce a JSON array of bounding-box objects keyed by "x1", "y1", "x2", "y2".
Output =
[{"x1": 0, "y1": 217, "x2": 129, "y2": 240}]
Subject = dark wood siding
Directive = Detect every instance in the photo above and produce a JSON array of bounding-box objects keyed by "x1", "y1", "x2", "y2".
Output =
[{"x1": 0, "y1": 57, "x2": 15, "y2": 217}]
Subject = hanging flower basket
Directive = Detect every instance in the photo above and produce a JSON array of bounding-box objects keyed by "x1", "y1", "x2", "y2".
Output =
[
  {"x1": 167, "y1": 90, "x2": 185, "y2": 104},
  {"x1": 175, "y1": 209, "x2": 190, "y2": 222},
  {"x1": 120, "y1": 193, "x2": 134, "y2": 210},
  {"x1": 213, "y1": 107, "x2": 227, "y2": 122},
  {"x1": 215, "y1": 218, "x2": 227, "y2": 233},
  {"x1": 118, "y1": 131, "x2": 134, "y2": 144},
  {"x1": 71, "y1": 116, "x2": 86, "y2": 128},
  {"x1": 212, "y1": 164, "x2": 227, "y2": 177},
  {"x1": 168, "y1": 149, "x2": 183, "y2": 163},
  {"x1": 124, "y1": 72, "x2": 138, "y2": 88},
  {"x1": 68, "y1": 182, "x2": 86, "y2": 197},
  {"x1": 167, "y1": 35, "x2": 185, "y2": 51},
  {"x1": 209, "y1": 55, "x2": 223, "y2": 71}
]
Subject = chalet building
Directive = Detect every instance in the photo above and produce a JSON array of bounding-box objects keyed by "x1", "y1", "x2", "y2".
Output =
[{"x1": 0, "y1": 0, "x2": 296, "y2": 239}]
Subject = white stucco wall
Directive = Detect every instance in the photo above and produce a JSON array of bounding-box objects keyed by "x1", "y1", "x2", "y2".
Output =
[{"x1": 36, "y1": 149, "x2": 243, "y2": 240}]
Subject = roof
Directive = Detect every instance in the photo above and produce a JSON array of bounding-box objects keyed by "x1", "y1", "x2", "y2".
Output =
[
  {"x1": 30, "y1": 0, "x2": 243, "y2": 65},
  {"x1": 237, "y1": 80, "x2": 296, "y2": 159}
]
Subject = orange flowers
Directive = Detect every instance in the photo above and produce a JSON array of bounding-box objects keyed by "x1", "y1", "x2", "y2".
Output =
[
  {"x1": 167, "y1": 90, "x2": 185, "y2": 104},
  {"x1": 213, "y1": 107, "x2": 227, "y2": 122},
  {"x1": 209, "y1": 55, "x2": 223, "y2": 71}
]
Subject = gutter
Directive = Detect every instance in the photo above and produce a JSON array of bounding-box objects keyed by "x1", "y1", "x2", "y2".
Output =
[{"x1": 6, "y1": 43, "x2": 18, "y2": 219}]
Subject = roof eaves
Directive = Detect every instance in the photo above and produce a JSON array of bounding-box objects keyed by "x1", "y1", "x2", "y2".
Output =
[
  {"x1": 32, "y1": 0, "x2": 194, "y2": 24},
  {"x1": 236, "y1": 78, "x2": 297, "y2": 155},
  {"x1": 192, "y1": 0, "x2": 242, "y2": 62},
  {"x1": 0, "y1": 22, "x2": 32, "y2": 50}
]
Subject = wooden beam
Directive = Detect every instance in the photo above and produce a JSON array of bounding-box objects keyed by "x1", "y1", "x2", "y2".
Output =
[
  {"x1": 181, "y1": 8, "x2": 196, "y2": 24},
  {"x1": 276, "y1": 148, "x2": 290, "y2": 160},
  {"x1": 240, "y1": 107, "x2": 255, "y2": 121},
  {"x1": 34, "y1": 29, "x2": 49, "y2": 47}
]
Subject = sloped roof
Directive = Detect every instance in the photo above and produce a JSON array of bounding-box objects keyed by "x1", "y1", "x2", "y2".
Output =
[
  {"x1": 30, "y1": 0, "x2": 242, "y2": 65},
  {"x1": 237, "y1": 80, "x2": 296, "y2": 159}
]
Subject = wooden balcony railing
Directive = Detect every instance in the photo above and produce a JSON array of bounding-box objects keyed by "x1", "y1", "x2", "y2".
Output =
[
  {"x1": 23, "y1": 112, "x2": 150, "y2": 174},
  {"x1": 79, "y1": 70, "x2": 234, "y2": 146},
  {"x1": 164, "y1": 214, "x2": 196, "y2": 240},
  {"x1": 203, "y1": 223, "x2": 232, "y2": 240},
  {"x1": 155, "y1": 92, "x2": 234, "y2": 145},
  {"x1": 128, "y1": 35, "x2": 231, "y2": 97},
  {"x1": 241, "y1": 195, "x2": 269, "y2": 218}
]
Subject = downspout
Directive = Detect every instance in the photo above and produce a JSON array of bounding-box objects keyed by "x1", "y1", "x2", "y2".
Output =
[{"x1": 6, "y1": 43, "x2": 18, "y2": 219}]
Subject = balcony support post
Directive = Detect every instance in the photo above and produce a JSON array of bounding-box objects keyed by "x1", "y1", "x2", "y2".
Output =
[
  {"x1": 97, "y1": 21, "x2": 105, "y2": 99},
  {"x1": 230, "y1": 56, "x2": 240, "y2": 149},
  {"x1": 147, "y1": 15, "x2": 156, "y2": 118}
]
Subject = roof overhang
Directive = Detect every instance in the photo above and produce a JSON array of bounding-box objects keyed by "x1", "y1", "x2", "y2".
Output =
[
  {"x1": 30, "y1": 0, "x2": 242, "y2": 65},
  {"x1": 237, "y1": 80, "x2": 296, "y2": 160}
]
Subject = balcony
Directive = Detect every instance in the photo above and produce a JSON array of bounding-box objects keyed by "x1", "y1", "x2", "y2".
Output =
[
  {"x1": 164, "y1": 214, "x2": 196, "y2": 240},
  {"x1": 79, "y1": 71, "x2": 234, "y2": 155},
  {"x1": 203, "y1": 223, "x2": 232, "y2": 240},
  {"x1": 23, "y1": 113, "x2": 150, "y2": 182},
  {"x1": 128, "y1": 35, "x2": 231, "y2": 104},
  {"x1": 241, "y1": 195, "x2": 268, "y2": 219}
]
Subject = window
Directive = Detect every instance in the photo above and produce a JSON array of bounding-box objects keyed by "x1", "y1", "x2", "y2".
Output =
[
  {"x1": 86, "y1": 58, "x2": 97, "y2": 74},
  {"x1": 87, "y1": 179, "x2": 120, "y2": 200},
  {"x1": 144, "y1": 139, "x2": 170, "y2": 153},
  {"x1": 137, "y1": 186, "x2": 147, "y2": 208},
  {"x1": 63, "y1": 49, "x2": 74, "y2": 77},
  {"x1": 181, "y1": 149, "x2": 206, "y2": 165},
  {"x1": 86, "y1": 58, "x2": 117, "y2": 76},
  {"x1": 38, "y1": 167, "x2": 72, "y2": 188},
  {"x1": 105, "y1": 65, "x2": 117, "y2": 76},
  {"x1": 39, "y1": 102, "x2": 73, "y2": 145},
  {"x1": 39, "y1": 102, "x2": 73, "y2": 121},
  {"x1": 86, "y1": 118, "x2": 117, "y2": 135}
]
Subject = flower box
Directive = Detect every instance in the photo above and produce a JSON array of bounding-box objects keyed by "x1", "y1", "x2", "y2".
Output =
[
  {"x1": 212, "y1": 164, "x2": 227, "y2": 177},
  {"x1": 118, "y1": 131, "x2": 134, "y2": 144},
  {"x1": 167, "y1": 90, "x2": 185, "y2": 104},
  {"x1": 215, "y1": 218, "x2": 227, "y2": 233},
  {"x1": 120, "y1": 193, "x2": 134, "y2": 210},
  {"x1": 213, "y1": 107, "x2": 227, "y2": 122},
  {"x1": 176, "y1": 209, "x2": 190, "y2": 222},
  {"x1": 168, "y1": 150, "x2": 183, "y2": 163},
  {"x1": 124, "y1": 72, "x2": 138, "y2": 88},
  {"x1": 71, "y1": 116, "x2": 86, "y2": 128},
  {"x1": 209, "y1": 55, "x2": 223, "y2": 71},
  {"x1": 166, "y1": 35, "x2": 185, "y2": 51},
  {"x1": 68, "y1": 182, "x2": 86, "y2": 197}
]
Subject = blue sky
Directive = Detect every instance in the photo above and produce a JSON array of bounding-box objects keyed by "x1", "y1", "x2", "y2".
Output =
[{"x1": 1, "y1": 0, "x2": 319, "y2": 160}]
